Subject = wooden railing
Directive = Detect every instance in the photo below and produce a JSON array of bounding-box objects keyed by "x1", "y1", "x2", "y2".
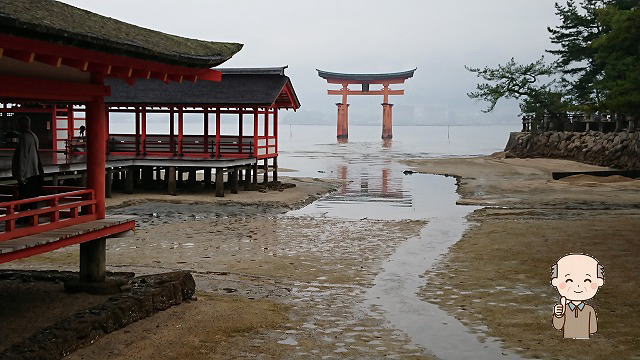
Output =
[
  {"x1": 103, "y1": 134, "x2": 277, "y2": 159},
  {"x1": 0, "y1": 186, "x2": 97, "y2": 242},
  {"x1": 255, "y1": 136, "x2": 277, "y2": 158},
  {"x1": 522, "y1": 113, "x2": 637, "y2": 133}
]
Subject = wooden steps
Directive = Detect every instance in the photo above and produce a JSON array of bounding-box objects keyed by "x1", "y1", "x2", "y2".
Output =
[{"x1": 0, "y1": 215, "x2": 135, "y2": 255}]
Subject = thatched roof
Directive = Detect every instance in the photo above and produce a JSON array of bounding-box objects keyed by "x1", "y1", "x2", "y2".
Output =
[
  {"x1": 106, "y1": 67, "x2": 300, "y2": 109},
  {"x1": 0, "y1": 0, "x2": 243, "y2": 68}
]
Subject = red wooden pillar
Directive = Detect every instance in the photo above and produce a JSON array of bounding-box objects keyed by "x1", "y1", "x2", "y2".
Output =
[
  {"x1": 135, "y1": 108, "x2": 141, "y2": 154},
  {"x1": 215, "y1": 108, "x2": 221, "y2": 159},
  {"x1": 178, "y1": 106, "x2": 184, "y2": 156},
  {"x1": 382, "y1": 103, "x2": 393, "y2": 139},
  {"x1": 63, "y1": 104, "x2": 74, "y2": 154},
  {"x1": 238, "y1": 108, "x2": 243, "y2": 154},
  {"x1": 253, "y1": 108, "x2": 259, "y2": 158},
  {"x1": 51, "y1": 106, "x2": 58, "y2": 152},
  {"x1": 273, "y1": 107, "x2": 278, "y2": 182},
  {"x1": 274, "y1": 108, "x2": 279, "y2": 155},
  {"x1": 67, "y1": 104, "x2": 74, "y2": 143},
  {"x1": 382, "y1": 83, "x2": 393, "y2": 139},
  {"x1": 104, "y1": 107, "x2": 110, "y2": 142},
  {"x1": 203, "y1": 107, "x2": 209, "y2": 154},
  {"x1": 86, "y1": 75, "x2": 106, "y2": 219},
  {"x1": 338, "y1": 84, "x2": 349, "y2": 140},
  {"x1": 141, "y1": 106, "x2": 147, "y2": 154},
  {"x1": 169, "y1": 107, "x2": 175, "y2": 154},
  {"x1": 337, "y1": 103, "x2": 349, "y2": 139},
  {"x1": 264, "y1": 108, "x2": 269, "y2": 138}
]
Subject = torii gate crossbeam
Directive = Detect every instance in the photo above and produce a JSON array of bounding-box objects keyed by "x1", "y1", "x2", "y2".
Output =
[{"x1": 317, "y1": 69, "x2": 416, "y2": 140}]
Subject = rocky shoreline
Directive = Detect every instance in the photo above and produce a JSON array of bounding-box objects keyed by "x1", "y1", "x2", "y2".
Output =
[{"x1": 505, "y1": 131, "x2": 640, "y2": 170}]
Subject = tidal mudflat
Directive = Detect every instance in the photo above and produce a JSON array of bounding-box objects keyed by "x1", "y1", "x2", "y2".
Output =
[
  {"x1": 408, "y1": 155, "x2": 640, "y2": 359},
  {"x1": 4, "y1": 126, "x2": 638, "y2": 359}
]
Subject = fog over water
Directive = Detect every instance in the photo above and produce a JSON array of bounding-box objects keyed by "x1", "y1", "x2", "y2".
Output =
[{"x1": 61, "y1": 0, "x2": 560, "y2": 126}]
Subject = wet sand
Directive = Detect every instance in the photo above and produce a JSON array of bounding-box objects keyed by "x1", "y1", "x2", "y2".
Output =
[
  {"x1": 1, "y1": 176, "x2": 431, "y2": 359},
  {"x1": 403, "y1": 154, "x2": 640, "y2": 208},
  {"x1": 3, "y1": 154, "x2": 638, "y2": 359},
  {"x1": 406, "y1": 155, "x2": 640, "y2": 359},
  {"x1": 106, "y1": 176, "x2": 338, "y2": 210}
]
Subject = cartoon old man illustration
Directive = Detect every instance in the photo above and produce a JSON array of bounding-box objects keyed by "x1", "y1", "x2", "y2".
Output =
[{"x1": 551, "y1": 254, "x2": 604, "y2": 339}]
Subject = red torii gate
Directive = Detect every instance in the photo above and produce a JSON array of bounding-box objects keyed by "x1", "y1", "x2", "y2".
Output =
[{"x1": 317, "y1": 69, "x2": 416, "y2": 140}]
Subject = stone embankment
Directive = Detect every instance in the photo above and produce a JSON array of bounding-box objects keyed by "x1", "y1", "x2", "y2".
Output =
[
  {"x1": 0, "y1": 270, "x2": 196, "y2": 360},
  {"x1": 505, "y1": 131, "x2": 640, "y2": 169}
]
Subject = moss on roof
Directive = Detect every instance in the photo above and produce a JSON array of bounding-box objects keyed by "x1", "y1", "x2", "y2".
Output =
[{"x1": 0, "y1": 0, "x2": 243, "y2": 68}]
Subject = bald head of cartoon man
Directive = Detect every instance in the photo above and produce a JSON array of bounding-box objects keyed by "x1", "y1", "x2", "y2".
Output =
[
  {"x1": 552, "y1": 254, "x2": 604, "y2": 301},
  {"x1": 551, "y1": 254, "x2": 604, "y2": 339}
]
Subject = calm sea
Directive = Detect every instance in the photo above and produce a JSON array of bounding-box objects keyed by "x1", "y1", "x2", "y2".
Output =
[{"x1": 278, "y1": 124, "x2": 517, "y2": 177}]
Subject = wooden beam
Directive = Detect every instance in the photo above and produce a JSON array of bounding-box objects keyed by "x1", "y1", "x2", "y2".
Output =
[
  {"x1": 0, "y1": 34, "x2": 222, "y2": 83},
  {"x1": 3, "y1": 49, "x2": 35, "y2": 63},
  {"x1": 34, "y1": 54, "x2": 62, "y2": 67},
  {"x1": 0, "y1": 75, "x2": 110, "y2": 101},
  {"x1": 325, "y1": 78, "x2": 408, "y2": 85},
  {"x1": 61, "y1": 58, "x2": 89, "y2": 71},
  {"x1": 328, "y1": 89, "x2": 404, "y2": 96}
]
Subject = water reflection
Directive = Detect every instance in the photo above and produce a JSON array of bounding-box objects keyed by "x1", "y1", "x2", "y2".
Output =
[
  {"x1": 284, "y1": 125, "x2": 521, "y2": 358},
  {"x1": 335, "y1": 164, "x2": 405, "y2": 201}
]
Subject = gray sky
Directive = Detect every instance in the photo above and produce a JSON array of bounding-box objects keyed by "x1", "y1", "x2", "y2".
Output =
[{"x1": 62, "y1": 0, "x2": 561, "y2": 125}]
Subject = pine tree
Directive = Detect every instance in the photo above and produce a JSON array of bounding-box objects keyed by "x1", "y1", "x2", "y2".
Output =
[
  {"x1": 547, "y1": 0, "x2": 613, "y2": 110},
  {"x1": 593, "y1": 4, "x2": 640, "y2": 115},
  {"x1": 467, "y1": 0, "x2": 640, "y2": 117},
  {"x1": 466, "y1": 58, "x2": 561, "y2": 114}
]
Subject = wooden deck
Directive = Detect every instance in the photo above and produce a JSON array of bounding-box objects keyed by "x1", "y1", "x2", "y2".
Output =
[
  {"x1": 0, "y1": 215, "x2": 135, "y2": 263},
  {"x1": 0, "y1": 151, "x2": 257, "y2": 179}
]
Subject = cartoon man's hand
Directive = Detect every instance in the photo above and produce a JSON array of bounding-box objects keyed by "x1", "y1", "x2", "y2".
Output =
[{"x1": 554, "y1": 296, "x2": 566, "y2": 317}]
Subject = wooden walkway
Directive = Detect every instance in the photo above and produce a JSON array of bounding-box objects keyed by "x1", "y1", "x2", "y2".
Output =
[
  {"x1": 0, "y1": 215, "x2": 135, "y2": 263},
  {"x1": 0, "y1": 151, "x2": 256, "y2": 179}
]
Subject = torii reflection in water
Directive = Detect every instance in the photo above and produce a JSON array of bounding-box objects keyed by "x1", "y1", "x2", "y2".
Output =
[{"x1": 336, "y1": 164, "x2": 404, "y2": 200}]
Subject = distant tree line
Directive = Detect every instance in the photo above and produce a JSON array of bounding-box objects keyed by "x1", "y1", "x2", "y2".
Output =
[{"x1": 467, "y1": 0, "x2": 639, "y2": 125}]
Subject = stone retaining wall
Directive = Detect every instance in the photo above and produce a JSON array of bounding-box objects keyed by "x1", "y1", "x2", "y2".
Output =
[
  {"x1": 504, "y1": 131, "x2": 640, "y2": 170},
  {"x1": 0, "y1": 270, "x2": 196, "y2": 360}
]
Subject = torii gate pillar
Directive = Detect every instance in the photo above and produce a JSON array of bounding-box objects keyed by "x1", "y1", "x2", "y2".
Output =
[
  {"x1": 318, "y1": 69, "x2": 415, "y2": 140},
  {"x1": 337, "y1": 103, "x2": 349, "y2": 139},
  {"x1": 382, "y1": 103, "x2": 393, "y2": 139}
]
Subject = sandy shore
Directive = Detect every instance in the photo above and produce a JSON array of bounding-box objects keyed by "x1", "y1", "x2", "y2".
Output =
[
  {"x1": 404, "y1": 154, "x2": 640, "y2": 208},
  {"x1": 405, "y1": 155, "x2": 640, "y2": 359},
  {"x1": 4, "y1": 157, "x2": 637, "y2": 359},
  {"x1": 1, "y1": 176, "x2": 431, "y2": 359},
  {"x1": 106, "y1": 176, "x2": 338, "y2": 210}
]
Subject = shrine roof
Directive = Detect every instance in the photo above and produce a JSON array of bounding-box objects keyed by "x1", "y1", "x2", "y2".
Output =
[
  {"x1": 0, "y1": 0, "x2": 242, "y2": 68},
  {"x1": 106, "y1": 67, "x2": 300, "y2": 109}
]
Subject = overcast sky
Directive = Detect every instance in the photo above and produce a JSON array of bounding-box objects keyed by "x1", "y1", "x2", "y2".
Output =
[{"x1": 61, "y1": 0, "x2": 561, "y2": 125}]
